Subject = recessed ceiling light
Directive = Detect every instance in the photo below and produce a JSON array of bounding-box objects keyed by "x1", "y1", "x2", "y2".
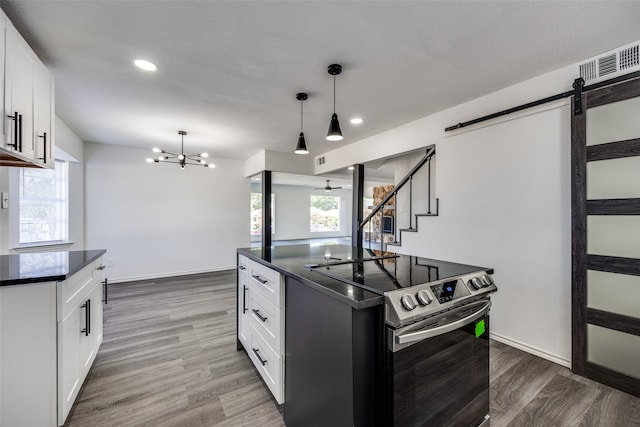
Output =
[
  {"x1": 350, "y1": 117, "x2": 364, "y2": 125},
  {"x1": 134, "y1": 59, "x2": 157, "y2": 71},
  {"x1": 347, "y1": 166, "x2": 354, "y2": 170}
]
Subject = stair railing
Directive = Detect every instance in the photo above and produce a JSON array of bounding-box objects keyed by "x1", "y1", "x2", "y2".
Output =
[{"x1": 359, "y1": 145, "x2": 437, "y2": 251}]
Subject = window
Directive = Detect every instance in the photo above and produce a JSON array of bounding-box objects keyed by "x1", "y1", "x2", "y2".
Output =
[
  {"x1": 250, "y1": 192, "x2": 275, "y2": 235},
  {"x1": 19, "y1": 161, "x2": 69, "y2": 244},
  {"x1": 310, "y1": 195, "x2": 340, "y2": 232}
]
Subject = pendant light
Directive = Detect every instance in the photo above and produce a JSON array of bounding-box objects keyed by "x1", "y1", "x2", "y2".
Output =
[
  {"x1": 326, "y1": 64, "x2": 343, "y2": 141},
  {"x1": 294, "y1": 92, "x2": 309, "y2": 154}
]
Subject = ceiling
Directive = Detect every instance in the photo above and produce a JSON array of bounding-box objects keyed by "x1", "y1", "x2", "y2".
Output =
[{"x1": 2, "y1": 1, "x2": 639, "y2": 162}]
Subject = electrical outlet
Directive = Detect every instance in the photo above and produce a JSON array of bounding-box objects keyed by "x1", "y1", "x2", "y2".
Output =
[{"x1": 108, "y1": 258, "x2": 114, "y2": 267}]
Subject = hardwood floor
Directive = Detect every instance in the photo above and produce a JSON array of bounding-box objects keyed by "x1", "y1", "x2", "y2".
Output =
[
  {"x1": 64, "y1": 271, "x2": 284, "y2": 427},
  {"x1": 65, "y1": 272, "x2": 640, "y2": 427},
  {"x1": 490, "y1": 342, "x2": 640, "y2": 426}
]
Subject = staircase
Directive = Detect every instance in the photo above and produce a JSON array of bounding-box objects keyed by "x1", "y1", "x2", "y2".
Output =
[{"x1": 360, "y1": 145, "x2": 438, "y2": 253}]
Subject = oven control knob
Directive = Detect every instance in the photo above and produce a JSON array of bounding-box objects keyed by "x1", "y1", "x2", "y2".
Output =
[
  {"x1": 400, "y1": 294, "x2": 417, "y2": 311},
  {"x1": 469, "y1": 277, "x2": 482, "y2": 290},
  {"x1": 482, "y1": 275, "x2": 494, "y2": 287},
  {"x1": 416, "y1": 290, "x2": 432, "y2": 306}
]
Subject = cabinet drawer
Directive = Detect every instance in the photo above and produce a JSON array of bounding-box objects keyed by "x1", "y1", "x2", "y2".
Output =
[
  {"x1": 57, "y1": 260, "x2": 98, "y2": 322},
  {"x1": 238, "y1": 254, "x2": 250, "y2": 278},
  {"x1": 249, "y1": 323, "x2": 284, "y2": 404},
  {"x1": 249, "y1": 261, "x2": 283, "y2": 308},
  {"x1": 249, "y1": 288, "x2": 283, "y2": 354}
]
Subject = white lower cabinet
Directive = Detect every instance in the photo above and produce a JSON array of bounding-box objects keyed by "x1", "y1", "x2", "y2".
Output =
[
  {"x1": 58, "y1": 270, "x2": 104, "y2": 425},
  {"x1": 58, "y1": 303, "x2": 82, "y2": 422},
  {"x1": 0, "y1": 256, "x2": 104, "y2": 427},
  {"x1": 237, "y1": 254, "x2": 285, "y2": 404},
  {"x1": 249, "y1": 323, "x2": 284, "y2": 403},
  {"x1": 249, "y1": 285, "x2": 284, "y2": 354},
  {"x1": 237, "y1": 255, "x2": 251, "y2": 349}
]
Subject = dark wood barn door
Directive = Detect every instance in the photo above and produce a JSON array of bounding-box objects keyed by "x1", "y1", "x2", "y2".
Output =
[{"x1": 571, "y1": 76, "x2": 640, "y2": 397}]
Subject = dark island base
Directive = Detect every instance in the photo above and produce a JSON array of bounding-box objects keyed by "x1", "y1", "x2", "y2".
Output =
[{"x1": 284, "y1": 275, "x2": 385, "y2": 427}]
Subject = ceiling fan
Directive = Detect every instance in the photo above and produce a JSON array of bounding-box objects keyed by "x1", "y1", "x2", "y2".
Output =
[{"x1": 315, "y1": 180, "x2": 343, "y2": 192}]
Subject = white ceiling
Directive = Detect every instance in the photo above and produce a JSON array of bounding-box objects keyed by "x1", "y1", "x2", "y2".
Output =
[{"x1": 2, "y1": 1, "x2": 640, "y2": 161}]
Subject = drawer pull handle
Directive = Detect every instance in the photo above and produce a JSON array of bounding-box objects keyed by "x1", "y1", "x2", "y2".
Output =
[
  {"x1": 37, "y1": 132, "x2": 47, "y2": 163},
  {"x1": 6, "y1": 112, "x2": 18, "y2": 149},
  {"x1": 102, "y1": 278, "x2": 108, "y2": 304},
  {"x1": 239, "y1": 265, "x2": 246, "y2": 271},
  {"x1": 252, "y1": 348, "x2": 267, "y2": 366},
  {"x1": 252, "y1": 274, "x2": 268, "y2": 285},
  {"x1": 81, "y1": 299, "x2": 91, "y2": 336},
  {"x1": 252, "y1": 309, "x2": 267, "y2": 322},
  {"x1": 18, "y1": 114, "x2": 22, "y2": 152},
  {"x1": 97, "y1": 265, "x2": 106, "y2": 271},
  {"x1": 242, "y1": 286, "x2": 248, "y2": 314}
]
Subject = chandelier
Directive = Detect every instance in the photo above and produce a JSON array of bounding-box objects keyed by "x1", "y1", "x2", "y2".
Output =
[{"x1": 146, "y1": 131, "x2": 215, "y2": 169}]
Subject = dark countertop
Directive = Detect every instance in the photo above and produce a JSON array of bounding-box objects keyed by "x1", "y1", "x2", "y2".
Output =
[
  {"x1": 0, "y1": 249, "x2": 107, "y2": 286},
  {"x1": 238, "y1": 243, "x2": 494, "y2": 310},
  {"x1": 238, "y1": 244, "x2": 386, "y2": 309}
]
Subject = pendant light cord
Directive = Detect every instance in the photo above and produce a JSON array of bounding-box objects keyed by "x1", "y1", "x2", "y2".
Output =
[
  {"x1": 333, "y1": 75, "x2": 336, "y2": 113},
  {"x1": 300, "y1": 99, "x2": 304, "y2": 132}
]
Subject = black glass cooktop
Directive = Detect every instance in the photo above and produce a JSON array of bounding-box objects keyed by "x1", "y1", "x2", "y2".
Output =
[{"x1": 307, "y1": 254, "x2": 491, "y2": 295}]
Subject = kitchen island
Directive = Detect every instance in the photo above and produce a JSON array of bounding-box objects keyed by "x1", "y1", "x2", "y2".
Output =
[
  {"x1": 0, "y1": 249, "x2": 107, "y2": 426},
  {"x1": 238, "y1": 244, "x2": 385, "y2": 426},
  {"x1": 237, "y1": 243, "x2": 496, "y2": 427}
]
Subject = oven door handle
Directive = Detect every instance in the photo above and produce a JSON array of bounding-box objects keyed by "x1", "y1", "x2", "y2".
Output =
[{"x1": 395, "y1": 300, "x2": 491, "y2": 345}]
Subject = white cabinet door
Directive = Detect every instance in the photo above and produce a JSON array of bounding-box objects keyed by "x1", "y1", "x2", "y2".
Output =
[
  {"x1": 57, "y1": 258, "x2": 105, "y2": 426},
  {"x1": 34, "y1": 60, "x2": 54, "y2": 167},
  {"x1": 57, "y1": 305, "x2": 82, "y2": 426},
  {"x1": 79, "y1": 283, "x2": 103, "y2": 378},
  {"x1": 4, "y1": 20, "x2": 36, "y2": 162},
  {"x1": 238, "y1": 270, "x2": 251, "y2": 349}
]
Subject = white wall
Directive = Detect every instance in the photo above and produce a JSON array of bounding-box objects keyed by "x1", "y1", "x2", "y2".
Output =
[
  {"x1": 84, "y1": 142, "x2": 249, "y2": 282},
  {"x1": 318, "y1": 65, "x2": 576, "y2": 366},
  {"x1": 272, "y1": 184, "x2": 352, "y2": 241},
  {"x1": 245, "y1": 149, "x2": 315, "y2": 177}
]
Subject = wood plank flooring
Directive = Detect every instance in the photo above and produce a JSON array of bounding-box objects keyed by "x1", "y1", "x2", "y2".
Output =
[{"x1": 64, "y1": 272, "x2": 640, "y2": 426}]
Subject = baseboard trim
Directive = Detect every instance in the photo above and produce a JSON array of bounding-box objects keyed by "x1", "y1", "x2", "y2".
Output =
[
  {"x1": 108, "y1": 266, "x2": 236, "y2": 284},
  {"x1": 490, "y1": 332, "x2": 571, "y2": 369}
]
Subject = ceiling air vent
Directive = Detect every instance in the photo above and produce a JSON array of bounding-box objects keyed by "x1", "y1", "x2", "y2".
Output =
[
  {"x1": 620, "y1": 44, "x2": 639, "y2": 70},
  {"x1": 579, "y1": 60, "x2": 597, "y2": 81},
  {"x1": 576, "y1": 40, "x2": 640, "y2": 83},
  {"x1": 598, "y1": 54, "x2": 617, "y2": 76}
]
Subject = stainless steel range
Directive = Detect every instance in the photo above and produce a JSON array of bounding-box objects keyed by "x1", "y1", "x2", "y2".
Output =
[{"x1": 308, "y1": 253, "x2": 497, "y2": 427}]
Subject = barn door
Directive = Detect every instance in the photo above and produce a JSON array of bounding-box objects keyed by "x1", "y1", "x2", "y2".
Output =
[{"x1": 571, "y1": 76, "x2": 640, "y2": 397}]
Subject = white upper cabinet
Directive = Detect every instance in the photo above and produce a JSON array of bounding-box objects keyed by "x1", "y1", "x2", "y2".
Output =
[
  {"x1": 35, "y1": 59, "x2": 54, "y2": 166},
  {"x1": 4, "y1": 19, "x2": 37, "y2": 161},
  {"x1": 0, "y1": 10, "x2": 55, "y2": 168}
]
